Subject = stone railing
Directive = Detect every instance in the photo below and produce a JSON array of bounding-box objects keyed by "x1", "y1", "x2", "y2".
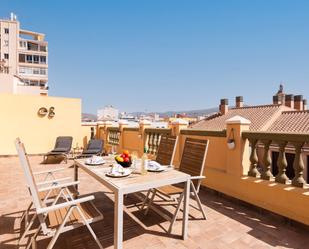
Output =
[
  {"x1": 144, "y1": 128, "x2": 172, "y2": 154},
  {"x1": 180, "y1": 129, "x2": 227, "y2": 137},
  {"x1": 85, "y1": 117, "x2": 309, "y2": 225},
  {"x1": 242, "y1": 131, "x2": 309, "y2": 188},
  {"x1": 107, "y1": 127, "x2": 120, "y2": 146}
]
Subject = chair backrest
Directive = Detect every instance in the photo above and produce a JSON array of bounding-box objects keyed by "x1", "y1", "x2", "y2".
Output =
[
  {"x1": 87, "y1": 139, "x2": 104, "y2": 151},
  {"x1": 54, "y1": 136, "x2": 73, "y2": 152},
  {"x1": 179, "y1": 138, "x2": 209, "y2": 191},
  {"x1": 15, "y1": 138, "x2": 43, "y2": 211},
  {"x1": 155, "y1": 135, "x2": 178, "y2": 165}
]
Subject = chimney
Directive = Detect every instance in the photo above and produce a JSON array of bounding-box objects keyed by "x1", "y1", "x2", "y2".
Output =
[
  {"x1": 285, "y1": 94, "x2": 294, "y2": 109},
  {"x1": 294, "y1": 95, "x2": 304, "y2": 111},
  {"x1": 273, "y1": 95, "x2": 279, "y2": 105},
  {"x1": 219, "y1": 99, "x2": 229, "y2": 115},
  {"x1": 303, "y1": 99, "x2": 307, "y2": 111},
  {"x1": 236, "y1": 96, "x2": 244, "y2": 108}
]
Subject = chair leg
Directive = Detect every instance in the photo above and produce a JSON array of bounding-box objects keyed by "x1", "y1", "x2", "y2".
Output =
[
  {"x1": 19, "y1": 212, "x2": 37, "y2": 245},
  {"x1": 47, "y1": 206, "x2": 75, "y2": 249},
  {"x1": 25, "y1": 221, "x2": 42, "y2": 249},
  {"x1": 190, "y1": 182, "x2": 206, "y2": 219},
  {"x1": 167, "y1": 193, "x2": 184, "y2": 234},
  {"x1": 140, "y1": 189, "x2": 152, "y2": 211},
  {"x1": 144, "y1": 189, "x2": 157, "y2": 215},
  {"x1": 76, "y1": 206, "x2": 104, "y2": 249},
  {"x1": 21, "y1": 202, "x2": 33, "y2": 230}
]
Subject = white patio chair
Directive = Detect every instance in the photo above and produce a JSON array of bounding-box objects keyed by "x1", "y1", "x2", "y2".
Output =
[
  {"x1": 143, "y1": 138, "x2": 209, "y2": 233},
  {"x1": 15, "y1": 138, "x2": 104, "y2": 249},
  {"x1": 20, "y1": 167, "x2": 75, "y2": 241}
]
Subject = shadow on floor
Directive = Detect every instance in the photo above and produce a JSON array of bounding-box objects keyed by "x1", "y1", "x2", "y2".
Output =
[
  {"x1": 198, "y1": 188, "x2": 309, "y2": 248},
  {"x1": 40, "y1": 155, "x2": 67, "y2": 165},
  {"x1": 0, "y1": 190, "x2": 184, "y2": 249}
]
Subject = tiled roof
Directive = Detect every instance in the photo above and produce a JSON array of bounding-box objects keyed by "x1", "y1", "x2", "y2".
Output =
[
  {"x1": 267, "y1": 110, "x2": 309, "y2": 133},
  {"x1": 192, "y1": 105, "x2": 292, "y2": 131}
]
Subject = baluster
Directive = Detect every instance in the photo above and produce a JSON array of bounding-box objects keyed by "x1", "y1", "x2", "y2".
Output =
[
  {"x1": 108, "y1": 132, "x2": 111, "y2": 144},
  {"x1": 147, "y1": 133, "x2": 152, "y2": 153},
  {"x1": 152, "y1": 133, "x2": 156, "y2": 154},
  {"x1": 292, "y1": 142, "x2": 306, "y2": 188},
  {"x1": 145, "y1": 133, "x2": 150, "y2": 152},
  {"x1": 154, "y1": 133, "x2": 160, "y2": 154},
  {"x1": 248, "y1": 139, "x2": 260, "y2": 177},
  {"x1": 117, "y1": 132, "x2": 120, "y2": 145},
  {"x1": 261, "y1": 140, "x2": 273, "y2": 180},
  {"x1": 153, "y1": 133, "x2": 158, "y2": 154},
  {"x1": 151, "y1": 133, "x2": 156, "y2": 154},
  {"x1": 275, "y1": 141, "x2": 289, "y2": 184},
  {"x1": 111, "y1": 132, "x2": 115, "y2": 145}
]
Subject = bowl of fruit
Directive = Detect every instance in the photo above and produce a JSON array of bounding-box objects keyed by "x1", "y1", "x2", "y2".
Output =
[{"x1": 115, "y1": 150, "x2": 132, "y2": 168}]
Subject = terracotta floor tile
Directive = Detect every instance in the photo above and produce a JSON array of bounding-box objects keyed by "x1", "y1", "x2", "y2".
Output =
[{"x1": 1, "y1": 156, "x2": 309, "y2": 249}]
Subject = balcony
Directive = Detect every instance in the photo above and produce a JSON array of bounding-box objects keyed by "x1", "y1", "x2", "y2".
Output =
[
  {"x1": 1, "y1": 155, "x2": 308, "y2": 249},
  {"x1": 18, "y1": 38, "x2": 48, "y2": 53},
  {"x1": 1, "y1": 117, "x2": 308, "y2": 248}
]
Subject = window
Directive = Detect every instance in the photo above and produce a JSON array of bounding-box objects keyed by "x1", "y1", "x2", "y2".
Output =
[
  {"x1": 30, "y1": 80, "x2": 39, "y2": 86},
  {"x1": 4, "y1": 40, "x2": 9, "y2": 46},
  {"x1": 19, "y1": 41, "x2": 27, "y2": 48},
  {"x1": 33, "y1": 55, "x2": 39, "y2": 64},
  {"x1": 27, "y1": 42, "x2": 38, "y2": 51},
  {"x1": 19, "y1": 54, "x2": 26, "y2": 63},
  {"x1": 39, "y1": 45, "x2": 47, "y2": 52},
  {"x1": 4, "y1": 28, "x2": 9, "y2": 34},
  {"x1": 40, "y1": 56, "x2": 46, "y2": 64},
  {"x1": 40, "y1": 68, "x2": 47, "y2": 75},
  {"x1": 4, "y1": 53, "x2": 9, "y2": 59},
  {"x1": 33, "y1": 68, "x2": 40, "y2": 75},
  {"x1": 26, "y1": 55, "x2": 33, "y2": 63},
  {"x1": 19, "y1": 67, "x2": 26, "y2": 74}
]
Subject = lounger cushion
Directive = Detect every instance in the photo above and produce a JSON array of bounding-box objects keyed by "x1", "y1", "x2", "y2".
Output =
[
  {"x1": 82, "y1": 149, "x2": 101, "y2": 154},
  {"x1": 87, "y1": 140, "x2": 103, "y2": 150},
  {"x1": 52, "y1": 148, "x2": 70, "y2": 153}
]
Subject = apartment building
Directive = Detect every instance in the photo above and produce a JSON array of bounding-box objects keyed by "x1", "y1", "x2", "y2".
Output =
[
  {"x1": 0, "y1": 13, "x2": 48, "y2": 96},
  {"x1": 97, "y1": 105, "x2": 119, "y2": 121}
]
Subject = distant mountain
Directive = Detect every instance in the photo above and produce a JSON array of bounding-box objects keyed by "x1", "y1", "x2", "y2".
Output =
[
  {"x1": 130, "y1": 107, "x2": 219, "y2": 117},
  {"x1": 82, "y1": 107, "x2": 219, "y2": 121},
  {"x1": 82, "y1": 113, "x2": 97, "y2": 121}
]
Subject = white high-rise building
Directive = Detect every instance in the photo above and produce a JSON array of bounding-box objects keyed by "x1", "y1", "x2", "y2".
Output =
[
  {"x1": 97, "y1": 105, "x2": 119, "y2": 121},
  {"x1": 0, "y1": 13, "x2": 48, "y2": 96}
]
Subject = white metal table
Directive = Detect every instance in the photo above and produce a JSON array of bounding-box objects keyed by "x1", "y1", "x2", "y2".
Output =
[{"x1": 74, "y1": 159, "x2": 191, "y2": 249}]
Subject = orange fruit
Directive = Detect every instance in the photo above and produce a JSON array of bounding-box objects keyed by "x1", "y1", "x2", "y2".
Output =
[{"x1": 123, "y1": 150, "x2": 130, "y2": 156}]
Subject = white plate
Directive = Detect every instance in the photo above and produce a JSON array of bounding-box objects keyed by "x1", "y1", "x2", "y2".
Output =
[
  {"x1": 147, "y1": 166, "x2": 166, "y2": 172},
  {"x1": 106, "y1": 169, "x2": 131, "y2": 178},
  {"x1": 85, "y1": 160, "x2": 105, "y2": 166}
]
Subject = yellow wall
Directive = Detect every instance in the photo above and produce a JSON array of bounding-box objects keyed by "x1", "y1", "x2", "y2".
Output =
[
  {"x1": 121, "y1": 129, "x2": 141, "y2": 154},
  {"x1": 0, "y1": 94, "x2": 84, "y2": 155},
  {"x1": 102, "y1": 121, "x2": 309, "y2": 226}
]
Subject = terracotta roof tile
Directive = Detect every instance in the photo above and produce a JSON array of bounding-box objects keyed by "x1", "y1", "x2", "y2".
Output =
[
  {"x1": 267, "y1": 110, "x2": 309, "y2": 133},
  {"x1": 192, "y1": 105, "x2": 292, "y2": 131}
]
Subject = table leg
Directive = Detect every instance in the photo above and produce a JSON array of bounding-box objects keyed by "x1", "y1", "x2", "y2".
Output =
[
  {"x1": 182, "y1": 179, "x2": 190, "y2": 240},
  {"x1": 114, "y1": 190, "x2": 123, "y2": 249}
]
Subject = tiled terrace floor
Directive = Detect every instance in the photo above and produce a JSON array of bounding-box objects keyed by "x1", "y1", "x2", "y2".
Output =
[{"x1": 1, "y1": 156, "x2": 309, "y2": 249}]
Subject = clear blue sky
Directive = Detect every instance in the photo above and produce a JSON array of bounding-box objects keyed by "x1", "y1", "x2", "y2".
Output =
[{"x1": 1, "y1": 0, "x2": 309, "y2": 114}]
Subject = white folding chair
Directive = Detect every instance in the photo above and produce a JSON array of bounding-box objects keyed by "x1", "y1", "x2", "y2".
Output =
[
  {"x1": 15, "y1": 138, "x2": 104, "y2": 249},
  {"x1": 20, "y1": 167, "x2": 74, "y2": 241},
  {"x1": 143, "y1": 138, "x2": 209, "y2": 233}
]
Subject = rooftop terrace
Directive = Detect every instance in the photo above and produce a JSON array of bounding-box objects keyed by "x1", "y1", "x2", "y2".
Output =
[{"x1": 1, "y1": 156, "x2": 309, "y2": 249}]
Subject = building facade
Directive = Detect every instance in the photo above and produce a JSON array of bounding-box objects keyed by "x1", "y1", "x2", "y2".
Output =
[
  {"x1": 97, "y1": 105, "x2": 119, "y2": 121},
  {"x1": 0, "y1": 13, "x2": 48, "y2": 96}
]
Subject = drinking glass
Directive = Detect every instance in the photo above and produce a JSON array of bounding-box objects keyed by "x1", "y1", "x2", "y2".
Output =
[{"x1": 131, "y1": 151, "x2": 138, "y2": 173}]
